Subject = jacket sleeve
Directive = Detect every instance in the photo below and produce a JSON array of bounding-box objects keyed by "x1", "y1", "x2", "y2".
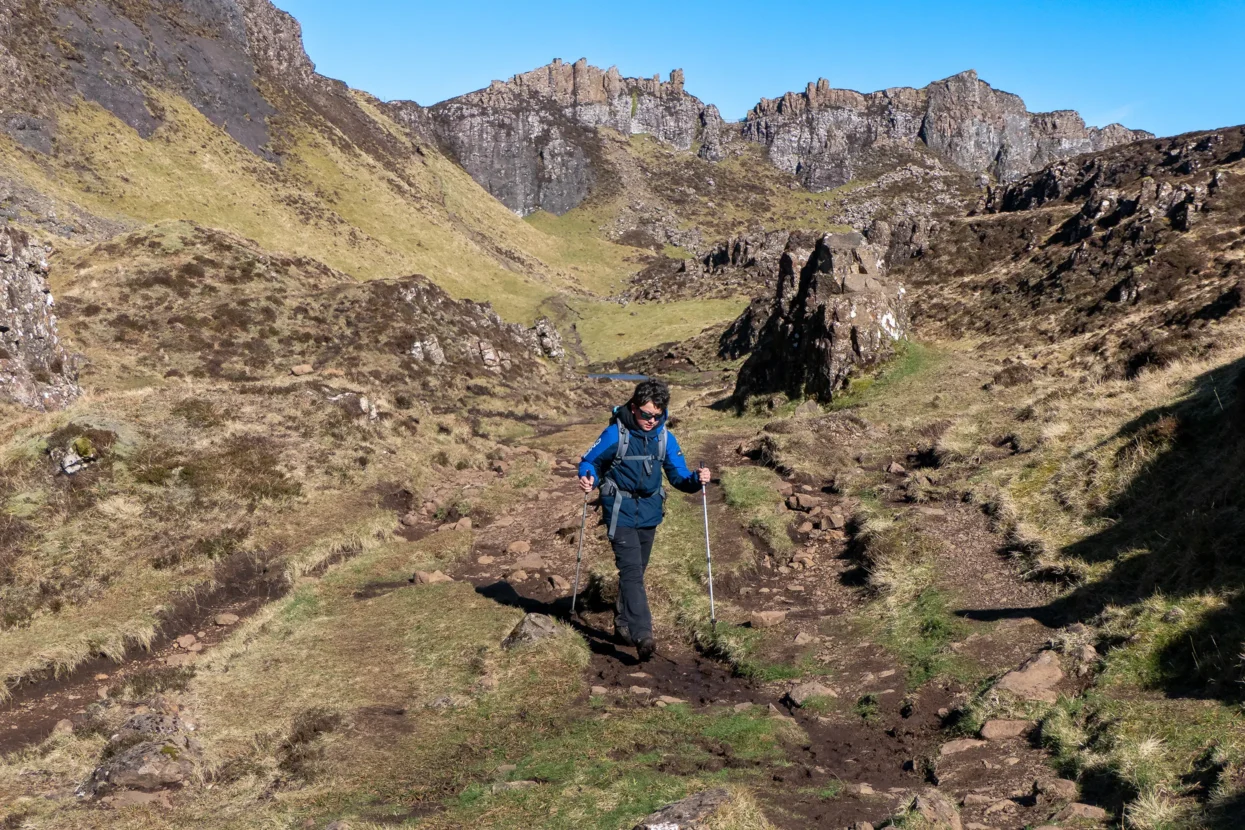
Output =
[
  {"x1": 662, "y1": 431, "x2": 702, "y2": 493},
  {"x1": 578, "y1": 424, "x2": 618, "y2": 485}
]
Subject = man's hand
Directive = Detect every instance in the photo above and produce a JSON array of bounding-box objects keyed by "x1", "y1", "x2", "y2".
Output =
[
  {"x1": 578, "y1": 473, "x2": 595, "y2": 493},
  {"x1": 697, "y1": 466, "x2": 711, "y2": 485}
]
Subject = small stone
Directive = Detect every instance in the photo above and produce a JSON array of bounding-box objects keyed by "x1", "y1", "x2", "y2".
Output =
[
  {"x1": 1004, "y1": 756, "x2": 1020, "y2": 765},
  {"x1": 794, "y1": 631, "x2": 814, "y2": 645},
  {"x1": 213, "y1": 613, "x2": 239, "y2": 626},
  {"x1": 399, "y1": 512, "x2": 420, "y2": 527},
  {"x1": 508, "y1": 569, "x2": 529, "y2": 582},
  {"x1": 515, "y1": 553, "x2": 546, "y2": 571},
  {"x1": 825, "y1": 512, "x2": 846, "y2": 530},
  {"x1": 995, "y1": 650, "x2": 1063, "y2": 702},
  {"x1": 477, "y1": 555, "x2": 495, "y2": 565},
  {"x1": 941, "y1": 738, "x2": 988, "y2": 756},
  {"x1": 787, "y1": 681, "x2": 836, "y2": 706},
  {"x1": 877, "y1": 669, "x2": 895, "y2": 678},
  {"x1": 94, "y1": 673, "x2": 110, "y2": 681},
  {"x1": 163, "y1": 653, "x2": 195, "y2": 667},
  {"x1": 980, "y1": 719, "x2": 1033, "y2": 740},
  {"x1": 854, "y1": 783, "x2": 875, "y2": 795},
  {"x1": 453, "y1": 517, "x2": 472, "y2": 531},
  {"x1": 798, "y1": 521, "x2": 814, "y2": 533},
  {"x1": 175, "y1": 634, "x2": 197, "y2": 649},
  {"x1": 1035, "y1": 777, "x2": 1079, "y2": 801},
  {"x1": 53, "y1": 718, "x2": 74, "y2": 736},
  {"x1": 656, "y1": 695, "x2": 685, "y2": 705},
  {"x1": 750, "y1": 610, "x2": 787, "y2": 628},
  {"x1": 887, "y1": 461, "x2": 907, "y2": 475},
  {"x1": 501, "y1": 613, "x2": 558, "y2": 648},
  {"x1": 493, "y1": 516, "x2": 515, "y2": 529},
  {"x1": 733, "y1": 702, "x2": 753, "y2": 712},
  {"x1": 852, "y1": 823, "x2": 874, "y2": 830},
  {"x1": 962, "y1": 793, "x2": 993, "y2": 805},
  {"x1": 910, "y1": 789, "x2": 962, "y2": 830},
  {"x1": 984, "y1": 799, "x2": 1017, "y2": 815},
  {"x1": 591, "y1": 686, "x2": 609, "y2": 695},
  {"x1": 629, "y1": 686, "x2": 652, "y2": 696},
  {"x1": 548, "y1": 574, "x2": 571, "y2": 591},
  {"x1": 412, "y1": 570, "x2": 452, "y2": 585},
  {"x1": 290, "y1": 363, "x2": 315, "y2": 376},
  {"x1": 507, "y1": 540, "x2": 532, "y2": 555},
  {"x1": 187, "y1": 643, "x2": 203, "y2": 653}
]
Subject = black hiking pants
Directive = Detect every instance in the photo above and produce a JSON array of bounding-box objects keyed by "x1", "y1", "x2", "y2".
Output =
[{"x1": 612, "y1": 525, "x2": 657, "y2": 643}]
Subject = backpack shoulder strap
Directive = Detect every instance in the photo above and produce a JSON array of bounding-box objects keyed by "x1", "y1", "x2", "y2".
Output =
[
  {"x1": 615, "y1": 420, "x2": 629, "y2": 462},
  {"x1": 658, "y1": 427, "x2": 667, "y2": 463}
]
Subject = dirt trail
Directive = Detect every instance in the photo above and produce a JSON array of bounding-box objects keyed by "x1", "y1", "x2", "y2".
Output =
[
  {"x1": 441, "y1": 413, "x2": 1080, "y2": 829},
  {"x1": 3, "y1": 394, "x2": 1086, "y2": 829}
]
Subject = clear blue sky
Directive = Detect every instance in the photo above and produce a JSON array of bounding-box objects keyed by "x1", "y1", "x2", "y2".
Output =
[{"x1": 274, "y1": 0, "x2": 1244, "y2": 138}]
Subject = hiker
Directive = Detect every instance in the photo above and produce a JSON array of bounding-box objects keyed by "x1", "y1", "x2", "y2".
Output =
[{"x1": 577, "y1": 379, "x2": 710, "y2": 661}]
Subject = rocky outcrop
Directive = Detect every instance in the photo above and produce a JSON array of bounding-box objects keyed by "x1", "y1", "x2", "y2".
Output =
[
  {"x1": 741, "y1": 70, "x2": 1151, "y2": 190},
  {"x1": 733, "y1": 233, "x2": 908, "y2": 402},
  {"x1": 423, "y1": 58, "x2": 719, "y2": 215},
  {"x1": 0, "y1": 226, "x2": 80, "y2": 411},
  {"x1": 901, "y1": 126, "x2": 1245, "y2": 378}
]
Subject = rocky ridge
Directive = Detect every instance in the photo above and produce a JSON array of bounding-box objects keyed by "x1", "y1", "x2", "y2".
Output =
[
  {"x1": 0, "y1": 226, "x2": 80, "y2": 410},
  {"x1": 418, "y1": 58, "x2": 715, "y2": 215},
  {"x1": 741, "y1": 70, "x2": 1152, "y2": 190}
]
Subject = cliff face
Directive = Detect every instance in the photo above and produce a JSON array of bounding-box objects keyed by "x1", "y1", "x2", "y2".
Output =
[
  {"x1": 741, "y1": 70, "x2": 1152, "y2": 190},
  {"x1": 0, "y1": 227, "x2": 80, "y2": 410},
  {"x1": 422, "y1": 58, "x2": 718, "y2": 215}
]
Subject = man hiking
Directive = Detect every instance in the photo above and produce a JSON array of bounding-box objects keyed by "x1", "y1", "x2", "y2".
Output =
[{"x1": 578, "y1": 379, "x2": 710, "y2": 661}]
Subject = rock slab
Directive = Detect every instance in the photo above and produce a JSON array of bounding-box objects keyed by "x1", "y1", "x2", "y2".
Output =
[{"x1": 633, "y1": 787, "x2": 730, "y2": 830}]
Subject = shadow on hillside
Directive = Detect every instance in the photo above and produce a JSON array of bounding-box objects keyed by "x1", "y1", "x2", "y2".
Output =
[{"x1": 964, "y1": 355, "x2": 1245, "y2": 701}]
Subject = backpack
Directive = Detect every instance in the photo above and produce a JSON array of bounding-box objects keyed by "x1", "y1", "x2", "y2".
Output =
[{"x1": 611, "y1": 406, "x2": 667, "y2": 468}]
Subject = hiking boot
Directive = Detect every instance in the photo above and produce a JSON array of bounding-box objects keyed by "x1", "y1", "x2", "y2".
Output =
[
  {"x1": 614, "y1": 615, "x2": 633, "y2": 646},
  {"x1": 636, "y1": 637, "x2": 656, "y2": 662}
]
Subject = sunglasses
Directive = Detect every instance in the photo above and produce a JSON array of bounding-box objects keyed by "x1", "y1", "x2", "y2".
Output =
[{"x1": 634, "y1": 408, "x2": 662, "y2": 422}]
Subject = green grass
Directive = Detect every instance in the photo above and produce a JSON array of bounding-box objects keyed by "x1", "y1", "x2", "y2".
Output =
[
  {"x1": 881, "y1": 587, "x2": 968, "y2": 688},
  {"x1": 720, "y1": 466, "x2": 793, "y2": 556},
  {"x1": 828, "y1": 341, "x2": 936, "y2": 411},
  {"x1": 569, "y1": 296, "x2": 750, "y2": 364}
]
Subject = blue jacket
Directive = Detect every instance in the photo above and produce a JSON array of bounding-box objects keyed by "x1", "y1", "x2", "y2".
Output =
[{"x1": 578, "y1": 410, "x2": 701, "y2": 530}]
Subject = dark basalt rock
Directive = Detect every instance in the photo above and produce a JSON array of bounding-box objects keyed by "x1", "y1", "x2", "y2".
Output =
[{"x1": 733, "y1": 233, "x2": 908, "y2": 402}]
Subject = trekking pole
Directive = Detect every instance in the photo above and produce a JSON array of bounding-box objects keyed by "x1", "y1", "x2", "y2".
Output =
[
  {"x1": 699, "y1": 462, "x2": 717, "y2": 632},
  {"x1": 569, "y1": 490, "x2": 590, "y2": 620}
]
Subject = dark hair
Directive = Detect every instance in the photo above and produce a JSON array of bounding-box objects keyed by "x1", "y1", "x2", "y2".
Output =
[{"x1": 629, "y1": 378, "x2": 670, "y2": 411}]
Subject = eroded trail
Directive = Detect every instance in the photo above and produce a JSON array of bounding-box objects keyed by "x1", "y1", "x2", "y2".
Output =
[{"x1": 435, "y1": 392, "x2": 1080, "y2": 829}]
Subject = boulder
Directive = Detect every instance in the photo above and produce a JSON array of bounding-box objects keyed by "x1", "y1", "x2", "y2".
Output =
[
  {"x1": 1056, "y1": 803, "x2": 1108, "y2": 821},
  {"x1": 787, "y1": 681, "x2": 836, "y2": 706},
  {"x1": 548, "y1": 574, "x2": 571, "y2": 591},
  {"x1": 910, "y1": 789, "x2": 962, "y2": 830},
  {"x1": 412, "y1": 570, "x2": 452, "y2": 585},
  {"x1": 1034, "y1": 777, "x2": 1079, "y2": 802},
  {"x1": 940, "y1": 738, "x2": 988, "y2": 756},
  {"x1": 632, "y1": 787, "x2": 731, "y2": 830},
  {"x1": 501, "y1": 613, "x2": 559, "y2": 649},
  {"x1": 995, "y1": 650, "x2": 1063, "y2": 702},
  {"x1": 733, "y1": 234, "x2": 908, "y2": 404},
  {"x1": 980, "y1": 719, "x2": 1033, "y2": 740},
  {"x1": 750, "y1": 610, "x2": 787, "y2": 628},
  {"x1": 91, "y1": 737, "x2": 196, "y2": 793}
]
